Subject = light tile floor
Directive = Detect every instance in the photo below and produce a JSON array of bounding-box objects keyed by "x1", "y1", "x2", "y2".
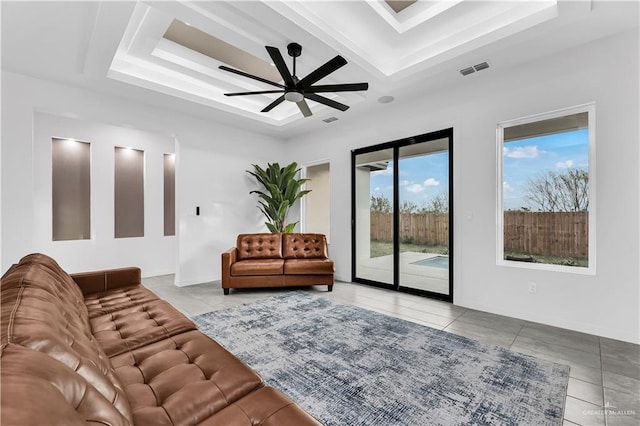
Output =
[{"x1": 144, "y1": 275, "x2": 640, "y2": 426}]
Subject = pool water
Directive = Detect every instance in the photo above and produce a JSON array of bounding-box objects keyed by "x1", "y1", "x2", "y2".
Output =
[{"x1": 412, "y1": 255, "x2": 449, "y2": 269}]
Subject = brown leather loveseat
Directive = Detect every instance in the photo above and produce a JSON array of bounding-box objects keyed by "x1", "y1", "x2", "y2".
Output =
[
  {"x1": 1, "y1": 253, "x2": 321, "y2": 425},
  {"x1": 221, "y1": 233, "x2": 334, "y2": 295}
]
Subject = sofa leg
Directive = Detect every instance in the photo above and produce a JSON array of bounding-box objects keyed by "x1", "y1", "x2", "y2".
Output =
[
  {"x1": 328, "y1": 285, "x2": 333, "y2": 292},
  {"x1": 223, "y1": 288, "x2": 230, "y2": 295}
]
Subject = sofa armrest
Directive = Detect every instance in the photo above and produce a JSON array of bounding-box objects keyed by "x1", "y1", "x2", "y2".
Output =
[
  {"x1": 71, "y1": 267, "x2": 142, "y2": 296},
  {"x1": 221, "y1": 247, "x2": 237, "y2": 289}
]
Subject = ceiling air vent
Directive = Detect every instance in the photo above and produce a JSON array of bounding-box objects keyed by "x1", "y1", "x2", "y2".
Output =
[
  {"x1": 474, "y1": 62, "x2": 490, "y2": 71},
  {"x1": 460, "y1": 62, "x2": 490, "y2": 76},
  {"x1": 323, "y1": 117, "x2": 339, "y2": 123},
  {"x1": 460, "y1": 67, "x2": 475, "y2": 76}
]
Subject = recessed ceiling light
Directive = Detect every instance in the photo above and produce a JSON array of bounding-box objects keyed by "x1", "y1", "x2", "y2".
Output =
[
  {"x1": 378, "y1": 96, "x2": 395, "y2": 104},
  {"x1": 323, "y1": 117, "x2": 338, "y2": 123}
]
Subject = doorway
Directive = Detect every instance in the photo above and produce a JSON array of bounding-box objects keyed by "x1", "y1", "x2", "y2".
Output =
[
  {"x1": 302, "y1": 162, "x2": 330, "y2": 239},
  {"x1": 351, "y1": 128, "x2": 453, "y2": 301}
]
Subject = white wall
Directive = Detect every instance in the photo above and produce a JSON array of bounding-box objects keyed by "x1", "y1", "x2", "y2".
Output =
[
  {"x1": 32, "y1": 112, "x2": 175, "y2": 276},
  {"x1": 1, "y1": 72, "x2": 284, "y2": 282},
  {"x1": 174, "y1": 129, "x2": 278, "y2": 286},
  {"x1": 284, "y1": 29, "x2": 640, "y2": 344}
]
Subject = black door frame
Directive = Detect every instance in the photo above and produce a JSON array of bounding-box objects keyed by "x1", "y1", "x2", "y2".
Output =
[{"x1": 351, "y1": 128, "x2": 453, "y2": 302}]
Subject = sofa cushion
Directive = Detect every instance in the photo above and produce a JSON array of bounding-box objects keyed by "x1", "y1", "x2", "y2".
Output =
[
  {"x1": 84, "y1": 285, "x2": 160, "y2": 318},
  {"x1": 231, "y1": 259, "x2": 284, "y2": 276},
  {"x1": 90, "y1": 300, "x2": 197, "y2": 357},
  {"x1": 284, "y1": 258, "x2": 334, "y2": 275},
  {"x1": 282, "y1": 233, "x2": 328, "y2": 259},
  {"x1": 110, "y1": 330, "x2": 264, "y2": 425},
  {"x1": 198, "y1": 386, "x2": 322, "y2": 426},
  {"x1": 1, "y1": 344, "x2": 131, "y2": 426},
  {"x1": 237, "y1": 233, "x2": 283, "y2": 260},
  {"x1": 12, "y1": 253, "x2": 88, "y2": 322}
]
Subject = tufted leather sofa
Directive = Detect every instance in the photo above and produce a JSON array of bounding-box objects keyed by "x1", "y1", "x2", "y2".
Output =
[
  {"x1": 221, "y1": 233, "x2": 334, "y2": 295},
  {"x1": 1, "y1": 253, "x2": 321, "y2": 425}
]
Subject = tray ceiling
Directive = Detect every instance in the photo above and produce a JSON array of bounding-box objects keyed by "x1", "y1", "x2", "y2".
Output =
[
  {"x1": 108, "y1": 0, "x2": 559, "y2": 127},
  {"x1": 3, "y1": 1, "x2": 638, "y2": 136}
]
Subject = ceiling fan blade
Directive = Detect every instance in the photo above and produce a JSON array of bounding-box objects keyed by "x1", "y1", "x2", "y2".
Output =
[
  {"x1": 297, "y1": 99, "x2": 312, "y2": 117},
  {"x1": 224, "y1": 90, "x2": 284, "y2": 96},
  {"x1": 219, "y1": 65, "x2": 285, "y2": 89},
  {"x1": 298, "y1": 55, "x2": 348, "y2": 88},
  {"x1": 305, "y1": 93, "x2": 349, "y2": 112},
  {"x1": 261, "y1": 95, "x2": 285, "y2": 112},
  {"x1": 307, "y1": 83, "x2": 368, "y2": 93},
  {"x1": 266, "y1": 46, "x2": 294, "y2": 87}
]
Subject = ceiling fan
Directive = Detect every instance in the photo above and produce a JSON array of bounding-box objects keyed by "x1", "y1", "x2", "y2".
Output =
[{"x1": 219, "y1": 43, "x2": 368, "y2": 118}]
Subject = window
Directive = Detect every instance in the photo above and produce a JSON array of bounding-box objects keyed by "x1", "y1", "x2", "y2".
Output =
[
  {"x1": 114, "y1": 147, "x2": 144, "y2": 238},
  {"x1": 497, "y1": 103, "x2": 595, "y2": 273},
  {"x1": 52, "y1": 138, "x2": 91, "y2": 241}
]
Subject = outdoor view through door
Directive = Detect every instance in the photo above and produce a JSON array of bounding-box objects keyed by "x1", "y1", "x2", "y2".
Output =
[{"x1": 352, "y1": 129, "x2": 453, "y2": 301}]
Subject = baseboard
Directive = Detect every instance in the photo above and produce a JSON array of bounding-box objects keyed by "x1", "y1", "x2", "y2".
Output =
[
  {"x1": 175, "y1": 276, "x2": 220, "y2": 287},
  {"x1": 456, "y1": 297, "x2": 640, "y2": 344},
  {"x1": 142, "y1": 269, "x2": 175, "y2": 279}
]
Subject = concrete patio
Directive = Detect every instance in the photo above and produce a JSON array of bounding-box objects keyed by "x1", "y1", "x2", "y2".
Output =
[{"x1": 356, "y1": 251, "x2": 449, "y2": 295}]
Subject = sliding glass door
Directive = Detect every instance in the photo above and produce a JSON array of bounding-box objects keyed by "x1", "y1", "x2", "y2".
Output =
[
  {"x1": 352, "y1": 129, "x2": 453, "y2": 301},
  {"x1": 354, "y1": 148, "x2": 395, "y2": 285}
]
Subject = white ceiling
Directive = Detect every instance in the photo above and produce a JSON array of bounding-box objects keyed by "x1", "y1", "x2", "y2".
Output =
[{"x1": 2, "y1": 1, "x2": 638, "y2": 139}]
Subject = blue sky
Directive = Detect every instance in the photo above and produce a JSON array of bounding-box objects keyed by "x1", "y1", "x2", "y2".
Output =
[
  {"x1": 367, "y1": 129, "x2": 588, "y2": 211},
  {"x1": 370, "y1": 152, "x2": 449, "y2": 208},
  {"x1": 503, "y1": 129, "x2": 589, "y2": 210}
]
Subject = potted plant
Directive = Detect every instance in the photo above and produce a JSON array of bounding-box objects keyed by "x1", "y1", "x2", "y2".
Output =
[{"x1": 247, "y1": 162, "x2": 311, "y2": 233}]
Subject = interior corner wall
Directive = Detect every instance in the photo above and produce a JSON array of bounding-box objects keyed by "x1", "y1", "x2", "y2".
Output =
[
  {"x1": 284, "y1": 29, "x2": 640, "y2": 344},
  {"x1": 1, "y1": 72, "x2": 284, "y2": 283},
  {"x1": 173, "y1": 129, "x2": 280, "y2": 286}
]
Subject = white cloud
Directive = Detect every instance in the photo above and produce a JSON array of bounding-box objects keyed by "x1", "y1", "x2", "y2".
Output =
[
  {"x1": 556, "y1": 160, "x2": 574, "y2": 168},
  {"x1": 503, "y1": 181, "x2": 514, "y2": 192},
  {"x1": 423, "y1": 178, "x2": 440, "y2": 187},
  {"x1": 374, "y1": 187, "x2": 381, "y2": 192},
  {"x1": 406, "y1": 184, "x2": 424, "y2": 193},
  {"x1": 503, "y1": 145, "x2": 540, "y2": 158},
  {"x1": 399, "y1": 180, "x2": 411, "y2": 186}
]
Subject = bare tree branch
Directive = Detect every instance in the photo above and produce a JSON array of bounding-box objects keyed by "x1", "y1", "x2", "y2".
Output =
[{"x1": 524, "y1": 168, "x2": 588, "y2": 212}]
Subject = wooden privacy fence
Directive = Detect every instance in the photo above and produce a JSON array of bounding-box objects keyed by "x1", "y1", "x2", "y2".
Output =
[
  {"x1": 370, "y1": 211, "x2": 588, "y2": 257},
  {"x1": 503, "y1": 211, "x2": 588, "y2": 257},
  {"x1": 370, "y1": 213, "x2": 449, "y2": 247}
]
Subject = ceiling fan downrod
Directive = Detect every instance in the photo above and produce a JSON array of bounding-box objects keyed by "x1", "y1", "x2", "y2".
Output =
[{"x1": 287, "y1": 42, "x2": 302, "y2": 78}]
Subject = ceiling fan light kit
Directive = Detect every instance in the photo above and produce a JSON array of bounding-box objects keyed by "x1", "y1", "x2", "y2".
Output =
[
  {"x1": 284, "y1": 91, "x2": 304, "y2": 103},
  {"x1": 220, "y1": 43, "x2": 368, "y2": 118}
]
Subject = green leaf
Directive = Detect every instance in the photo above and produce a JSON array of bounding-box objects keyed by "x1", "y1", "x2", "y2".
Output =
[
  {"x1": 284, "y1": 222, "x2": 298, "y2": 233},
  {"x1": 247, "y1": 161, "x2": 312, "y2": 233},
  {"x1": 265, "y1": 222, "x2": 278, "y2": 233}
]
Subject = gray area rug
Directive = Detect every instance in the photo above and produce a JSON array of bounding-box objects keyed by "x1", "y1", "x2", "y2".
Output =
[{"x1": 192, "y1": 292, "x2": 569, "y2": 425}]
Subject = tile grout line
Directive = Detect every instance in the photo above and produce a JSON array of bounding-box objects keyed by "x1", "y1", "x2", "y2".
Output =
[
  {"x1": 509, "y1": 321, "x2": 526, "y2": 350},
  {"x1": 599, "y1": 337, "x2": 608, "y2": 426}
]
